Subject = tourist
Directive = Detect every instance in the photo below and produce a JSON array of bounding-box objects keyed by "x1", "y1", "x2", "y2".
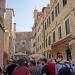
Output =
[
  {"x1": 12, "y1": 59, "x2": 31, "y2": 75},
  {"x1": 41, "y1": 58, "x2": 50, "y2": 75},
  {"x1": 29, "y1": 60, "x2": 37, "y2": 75},
  {"x1": 37, "y1": 59, "x2": 44, "y2": 75},
  {"x1": 48, "y1": 59, "x2": 56, "y2": 75}
]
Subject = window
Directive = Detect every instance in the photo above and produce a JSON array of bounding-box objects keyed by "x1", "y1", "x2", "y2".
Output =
[
  {"x1": 47, "y1": 19, "x2": 48, "y2": 26},
  {"x1": 49, "y1": 16, "x2": 51, "y2": 24},
  {"x1": 42, "y1": 43, "x2": 44, "y2": 48},
  {"x1": 38, "y1": 36, "x2": 39, "y2": 42},
  {"x1": 44, "y1": 41, "x2": 45, "y2": 48},
  {"x1": 40, "y1": 45, "x2": 41, "y2": 49},
  {"x1": 48, "y1": 36, "x2": 51, "y2": 45},
  {"x1": 17, "y1": 43, "x2": 19, "y2": 45},
  {"x1": 46, "y1": 39, "x2": 47, "y2": 47},
  {"x1": 43, "y1": 22, "x2": 44, "y2": 30},
  {"x1": 55, "y1": 3, "x2": 59, "y2": 17},
  {"x1": 51, "y1": 11, "x2": 54, "y2": 21},
  {"x1": 33, "y1": 42, "x2": 35, "y2": 47},
  {"x1": 58, "y1": 26, "x2": 62, "y2": 39},
  {"x1": 63, "y1": 0, "x2": 67, "y2": 6},
  {"x1": 22, "y1": 42, "x2": 25, "y2": 45},
  {"x1": 45, "y1": 22, "x2": 47, "y2": 30},
  {"x1": 49, "y1": 52, "x2": 51, "y2": 58},
  {"x1": 53, "y1": 31, "x2": 55, "y2": 42},
  {"x1": 74, "y1": 12, "x2": 75, "y2": 16},
  {"x1": 65, "y1": 19, "x2": 70, "y2": 35}
]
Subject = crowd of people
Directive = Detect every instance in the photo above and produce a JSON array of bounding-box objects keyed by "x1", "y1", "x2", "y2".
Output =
[{"x1": 1, "y1": 57, "x2": 75, "y2": 75}]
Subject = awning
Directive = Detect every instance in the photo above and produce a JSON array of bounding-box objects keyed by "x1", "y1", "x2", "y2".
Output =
[
  {"x1": 14, "y1": 52, "x2": 26, "y2": 56},
  {"x1": 29, "y1": 54, "x2": 45, "y2": 59}
]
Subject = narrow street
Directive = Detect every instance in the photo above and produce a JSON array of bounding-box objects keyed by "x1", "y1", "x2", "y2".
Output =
[{"x1": 0, "y1": 0, "x2": 75, "y2": 75}]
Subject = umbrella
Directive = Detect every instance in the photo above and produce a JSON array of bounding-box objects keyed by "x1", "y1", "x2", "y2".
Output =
[{"x1": 29, "y1": 54, "x2": 45, "y2": 59}]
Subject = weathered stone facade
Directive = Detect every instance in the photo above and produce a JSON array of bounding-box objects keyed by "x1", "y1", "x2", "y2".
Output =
[
  {"x1": 0, "y1": 0, "x2": 6, "y2": 68},
  {"x1": 15, "y1": 32, "x2": 32, "y2": 58},
  {"x1": 33, "y1": 0, "x2": 75, "y2": 63},
  {"x1": 4, "y1": 8, "x2": 16, "y2": 65}
]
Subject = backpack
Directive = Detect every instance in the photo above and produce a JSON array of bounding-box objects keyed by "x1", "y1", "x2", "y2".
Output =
[{"x1": 58, "y1": 67, "x2": 71, "y2": 75}]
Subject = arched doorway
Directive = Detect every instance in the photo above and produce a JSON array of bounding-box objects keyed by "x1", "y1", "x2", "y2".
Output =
[{"x1": 65, "y1": 44, "x2": 72, "y2": 61}]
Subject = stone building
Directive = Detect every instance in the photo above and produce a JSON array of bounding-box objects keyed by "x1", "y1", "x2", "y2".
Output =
[
  {"x1": 15, "y1": 32, "x2": 32, "y2": 59},
  {"x1": 32, "y1": 20, "x2": 37, "y2": 53},
  {"x1": 33, "y1": 0, "x2": 75, "y2": 63},
  {"x1": 33, "y1": 4, "x2": 51, "y2": 59},
  {"x1": 0, "y1": 0, "x2": 6, "y2": 67},
  {"x1": 4, "y1": 8, "x2": 16, "y2": 65}
]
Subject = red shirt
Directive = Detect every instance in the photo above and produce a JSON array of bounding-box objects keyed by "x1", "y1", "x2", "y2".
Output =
[{"x1": 48, "y1": 63, "x2": 56, "y2": 75}]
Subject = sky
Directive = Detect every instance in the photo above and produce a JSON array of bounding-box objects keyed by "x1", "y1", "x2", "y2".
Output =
[{"x1": 6, "y1": 0, "x2": 50, "y2": 32}]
